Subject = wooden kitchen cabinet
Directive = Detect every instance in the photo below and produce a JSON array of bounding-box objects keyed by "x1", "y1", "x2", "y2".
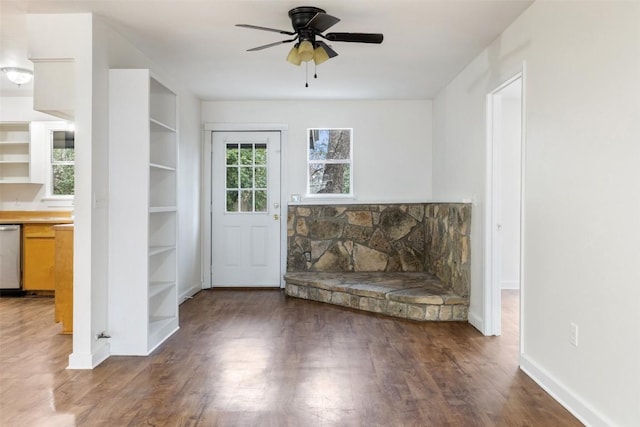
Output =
[
  {"x1": 23, "y1": 223, "x2": 56, "y2": 291},
  {"x1": 54, "y1": 224, "x2": 73, "y2": 333}
]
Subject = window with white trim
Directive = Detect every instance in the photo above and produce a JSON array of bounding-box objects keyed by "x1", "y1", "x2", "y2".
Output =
[
  {"x1": 46, "y1": 128, "x2": 75, "y2": 198},
  {"x1": 307, "y1": 128, "x2": 352, "y2": 196}
]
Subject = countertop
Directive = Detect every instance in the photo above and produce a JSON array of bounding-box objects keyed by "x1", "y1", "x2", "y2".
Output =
[{"x1": 0, "y1": 210, "x2": 73, "y2": 225}]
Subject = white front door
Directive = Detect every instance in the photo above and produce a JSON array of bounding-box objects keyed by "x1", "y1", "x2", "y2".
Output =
[{"x1": 211, "y1": 131, "x2": 281, "y2": 287}]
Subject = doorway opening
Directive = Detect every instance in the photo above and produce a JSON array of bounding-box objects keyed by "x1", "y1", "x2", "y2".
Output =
[{"x1": 485, "y1": 74, "x2": 524, "y2": 349}]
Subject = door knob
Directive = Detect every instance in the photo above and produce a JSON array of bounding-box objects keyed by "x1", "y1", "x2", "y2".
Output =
[{"x1": 273, "y1": 214, "x2": 280, "y2": 220}]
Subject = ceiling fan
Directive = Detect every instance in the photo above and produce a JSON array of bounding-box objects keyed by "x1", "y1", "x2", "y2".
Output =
[{"x1": 236, "y1": 6, "x2": 384, "y2": 67}]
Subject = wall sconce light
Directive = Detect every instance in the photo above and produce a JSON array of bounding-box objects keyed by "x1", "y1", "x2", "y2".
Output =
[{"x1": 1, "y1": 67, "x2": 34, "y2": 86}]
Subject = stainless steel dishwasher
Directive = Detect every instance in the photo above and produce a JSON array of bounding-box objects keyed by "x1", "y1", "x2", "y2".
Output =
[{"x1": 0, "y1": 224, "x2": 22, "y2": 293}]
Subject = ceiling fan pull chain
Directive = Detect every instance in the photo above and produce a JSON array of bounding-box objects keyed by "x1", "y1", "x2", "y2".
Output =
[
  {"x1": 314, "y1": 62, "x2": 318, "y2": 79},
  {"x1": 305, "y1": 62, "x2": 309, "y2": 87}
]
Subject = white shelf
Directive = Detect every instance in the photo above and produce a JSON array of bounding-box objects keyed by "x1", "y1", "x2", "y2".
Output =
[
  {"x1": 150, "y1": 130, "x2": 176, "y2": 169},
  {"x1": 150, "y1": 163, "x2": 176, "y2": 171},
  {"x1": 150, "y1": 118, "x2": 176, "y2": 133},
  {"x1": 0, "y1": 179, "x2": 31, "y2": 184},
  {"x1": 0, "y1": 123, "x2": 33, "y2": 184},
  {"x1": 149, "y1": 281, "x2": 175, "y2": 298},
  {"x1": 149, "y1": 315, "x2": 175, "y2": 326},
  {"x1": 148, "y1": 316, "x2": 179, "y2": 353},
  {"x1": 148, "y1": 245, "x2": 175, "y2": 257},
  {"x1": 108, "y1": 69, "x2": 178, "y2": 356},
  {"x1": 149, "y1": 206, "x2": 177, "y2": 213},
  {"x1": 149, "y1": 77, "x2": 177, "y2": 130}
]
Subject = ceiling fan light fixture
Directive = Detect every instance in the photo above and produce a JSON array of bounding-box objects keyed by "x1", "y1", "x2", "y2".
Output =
[
  {"x1": 286, "y1": 44, "x2": 302, "y2": 65},
  {"x1": 1, "y1": 67, "x2": 33, "y2": 86},
  {"x1": 313, "y1": 45, "x2": 330, "y2": 65},
  {"x1": 237, "y1": 6, "x2": 384, "y2": 81},
  {"x1": 297, "y1": 40, "x2": 314, "y2": 62}
]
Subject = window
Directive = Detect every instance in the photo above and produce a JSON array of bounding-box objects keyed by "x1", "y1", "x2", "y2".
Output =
[
  {"x1": 307, "y1": 128, "x2": 352, "y2": 196},
  {"x1": 225, "y1": 142, "x2": 267, "y2": 212},
  {"x1": 50, "y1": 130, "x2": 75, "y2": 197}
]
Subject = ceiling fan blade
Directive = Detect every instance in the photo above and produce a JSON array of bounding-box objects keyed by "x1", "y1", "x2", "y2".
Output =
[
  {"x1": 305, "y1": 12, "x2": 340, "y2": 33},
  {"x1": 315, "y1": 41, "x2": 338, "y2": 58},
  {"x1": 324, "y1": 32, "x2": 384, "y2": 44},
  {"x1": 247, "y1": 38, "x2": 297, "y2": 51},
  {"x1": 236, "y1": 24, "x2": 296, "y2": 36}
]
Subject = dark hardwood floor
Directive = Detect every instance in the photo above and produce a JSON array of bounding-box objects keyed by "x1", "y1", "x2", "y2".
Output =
[{"x1": 0, "y1": 290, "x2": 581, "y2": 426}]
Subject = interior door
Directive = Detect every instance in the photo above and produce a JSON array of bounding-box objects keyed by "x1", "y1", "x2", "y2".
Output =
[{"x1": 211, "y1": 131, "x2": 281, "y2": 287}]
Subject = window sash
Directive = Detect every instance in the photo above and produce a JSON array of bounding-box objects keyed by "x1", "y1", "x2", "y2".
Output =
[
  {"x1": 307, "y1": 128, "x2": 353, "y2": 196},
  {"x1": 47, "y1": 128, "x2": 75, "y2": 198}
]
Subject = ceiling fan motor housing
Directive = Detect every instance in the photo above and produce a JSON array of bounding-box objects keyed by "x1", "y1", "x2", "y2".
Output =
[{"x1": 288, "y1": 7, "x2": 326, "y2": 31}]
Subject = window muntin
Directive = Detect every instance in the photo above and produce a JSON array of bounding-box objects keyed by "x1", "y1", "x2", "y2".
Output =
[
  {"x1": 225, "y1": 142, "x2": 267, "y2": 212},
  {"x1": 307, "y1": 128, "x2": 352, "y2": 196}
]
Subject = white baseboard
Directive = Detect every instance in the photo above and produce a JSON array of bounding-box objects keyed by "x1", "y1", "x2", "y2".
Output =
[
  {"x1": 501, "y1": 280, "x2": 520, "y2": 290},
  {"x1": 67, "y1": 341, "x2": 110, "y2": 369},
  {"x1": 520, "y1": 354, "x2": 615, "y2": 427},
  {"x1": 179, "y1": 283, "x2": 202, "y2": 304},
  {"x1": 467, "y1": 310, "x2": 484, "y2": 334}
]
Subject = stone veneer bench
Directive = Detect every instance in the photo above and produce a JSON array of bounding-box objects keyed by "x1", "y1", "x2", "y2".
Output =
[
  {"x1": 285, "y1": 202, "x2": 471, "y2": 322},
  {"x1": 284, "y1": 271, "x2": 469, "y2": 321}
]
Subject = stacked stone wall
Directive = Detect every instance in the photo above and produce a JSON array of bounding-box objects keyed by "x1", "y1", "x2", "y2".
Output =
[{"x1": 286, "y1": 203, "x2": 471, "y2": 297}]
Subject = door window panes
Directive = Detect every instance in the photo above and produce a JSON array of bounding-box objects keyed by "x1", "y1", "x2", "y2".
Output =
[{"x1": 225, "y1": 143, "x2": 268, "y2": 212}]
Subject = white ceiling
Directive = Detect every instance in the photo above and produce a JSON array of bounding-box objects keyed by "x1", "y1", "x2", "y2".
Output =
[{"x1": 0, "y1": 0, "x2": 533, "y2": 100}]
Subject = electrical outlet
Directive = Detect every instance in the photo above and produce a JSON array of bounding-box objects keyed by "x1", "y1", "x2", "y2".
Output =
[
  {"x1": 304, "y1": 251, "x2": 311, "y2": 262},
  {"x1": 570, "y1": 323, "x2": 578, "y2": 347}
]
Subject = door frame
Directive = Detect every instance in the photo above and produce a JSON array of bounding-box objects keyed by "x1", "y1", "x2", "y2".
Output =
[
  {"x1": 484, "y1": 68, "x2": 526, "y2": 345},
  {"x1": 202, "y1": 123, "x2": 289, "y2": 289}
]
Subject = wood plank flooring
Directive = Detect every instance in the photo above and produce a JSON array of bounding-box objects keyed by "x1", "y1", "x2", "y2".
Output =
[{"x1": 0, "y1": 290, "x2": 582, "y2": 426}]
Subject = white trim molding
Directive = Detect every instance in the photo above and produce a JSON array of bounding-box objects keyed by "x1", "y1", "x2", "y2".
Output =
[
  {"x1": 179, "y1": 283, "x2": 202, "y2": 304},
  {"x1": 520, "y1": 354, "x2": 616, "y2": 427},
  {"x1": 501, "y1": 280, "x2": 520, "y2": 290},
  {"x1": 483, "y1": 66, "x2": 526, "y2": 337},
  {"x1": 467, "y1": 310, "x2": 484, "y2": 334},
  {"x1": 67, "y1": 341, "x2": 110, "y2": 370}
]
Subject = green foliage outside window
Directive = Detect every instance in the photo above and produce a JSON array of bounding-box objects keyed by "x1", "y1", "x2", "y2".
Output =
[
  {"x1": 225, "y1": 143, "x2": 267, "y2": 212},
  {"x1": 52, "y1": 131, "x2": 74, "y2": 196}
]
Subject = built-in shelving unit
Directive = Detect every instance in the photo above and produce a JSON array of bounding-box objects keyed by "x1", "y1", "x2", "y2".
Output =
[
  {"x1": 0, "y1": 122, "x2": 32, "y2": 183},
  {"x1": 108, "y1": 69, "x2": 178, "y2": 356}
]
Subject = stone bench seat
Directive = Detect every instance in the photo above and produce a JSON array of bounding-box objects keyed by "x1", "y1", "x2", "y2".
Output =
[{"x1": 284, "y1": 272, "x2": 469, "y2": 321}]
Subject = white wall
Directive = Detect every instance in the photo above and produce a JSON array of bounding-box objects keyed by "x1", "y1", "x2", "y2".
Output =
[
  {"x1": 202, "y1": 100, "x2": 433, "y2": 203},
  {"x1": 175, "y1": 83, "x2": 202, "y2": 301},
  {"x1": 0, "y1": 96, "x2": 58, "y2": 122},
  {"x1": 27, "y1": 13, "x2": 201, "y2": 368},
  {"x1": 28, "y1": 12, "x2": 100, "y2": 369},
  {"x1": 432, "y1": 1, "x2": 640, "y2": 426}
]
